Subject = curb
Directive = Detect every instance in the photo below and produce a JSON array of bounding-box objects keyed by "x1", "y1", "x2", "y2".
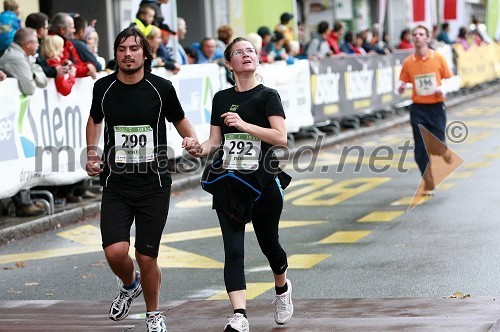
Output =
[{"x1": 1, "y1": 84, "x2": 498, "y2": 246}]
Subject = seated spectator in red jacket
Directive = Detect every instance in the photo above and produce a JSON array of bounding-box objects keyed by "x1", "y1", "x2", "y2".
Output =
[
  {"x1": 41, "y1": 34, "x2": 76, "y2": 96},
  {"x1": 397, "y1": 28, "x2": 414, "y2": 49},
  {"x1": 49, "y1": 12, "x2": 97, "y2": 79}
]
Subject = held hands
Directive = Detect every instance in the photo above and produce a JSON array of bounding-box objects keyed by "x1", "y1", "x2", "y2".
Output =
[
  {"x1": 221, "y1": 112, "x2": 248, "y2": 132},
  {"x1": 86, "y1": 152, "x2": 103, "y2": 177},
  {"x1": 182, "y1": 137, "x2": 203, "y2": 157}
]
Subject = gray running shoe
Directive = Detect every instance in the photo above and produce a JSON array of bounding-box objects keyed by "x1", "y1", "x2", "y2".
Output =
[
  {"x1": 146, "y1": 313, "x2": 167, "y2": 332},
  {"x1": 109, "y1": 271, "x2": 142, "y2": 321}
]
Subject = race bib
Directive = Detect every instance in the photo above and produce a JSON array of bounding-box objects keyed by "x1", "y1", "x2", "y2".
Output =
[
  {"x1": 114, "y1": 125, "x2": 154, "y2": 163},
  {"x1": 222, "y1": 133, "x2": 261, "y2": 170},
  {"x1": 414, "y1": 73, "x2": 437, "y2": 96}
]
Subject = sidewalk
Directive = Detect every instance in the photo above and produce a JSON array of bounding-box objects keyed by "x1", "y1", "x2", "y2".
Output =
[
  {"x1": 0, "y1": 82, "x2": 499, "y2": 246},
  {"x1": 1, "y1": 297, "x2": 500, "y2": 331}
]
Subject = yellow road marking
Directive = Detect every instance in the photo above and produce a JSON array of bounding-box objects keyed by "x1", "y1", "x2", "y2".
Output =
[
  {"x1": 483, "y1": 153, "x2": 500, "y2": 159},
  {"x1": 0, "y1": 246, "x2": 101, "y2": 265},
  {"x1": 207, "y1": 283, "x2": 274, "y2": 300},
  {"x1": 288, "y1": 254, "x2": 330, "y2": 268},
  {"x1": 319, "y1": 231, "x2": 372, "y2": 244},
  {"x1": 0, "y1": 221, "x2": 326, "y2": 267},
  {"x1": 58, "y1": 224, "x2": 101, "y2": 245},
  {"x1": 156, "y1": 244, "x2": 223, "y2": 268},
  {"x1": 447, "y1": 171, "x2": 474, "y2": 179},
  {"x1": 437, "y1": 183, "x2": 455, "y2": 190},
  {"x1": 357, "y1": 211, "x2": 405, "y2": 222},
  {"x1": 161, "y1": 221, "x2": 326, "y2": 243},
  {"x1": 292, "y1": 178, "x2": 391, "y2": 206},
  {"x1": 391, "y1": 196, "x2": 430, "y2": 206},
  {"x1": 463, "y1": 161, "x2": 491, "y2": 169},
  {"x1": 465, "y1": 131, "x2": 492, "y2": 143}
]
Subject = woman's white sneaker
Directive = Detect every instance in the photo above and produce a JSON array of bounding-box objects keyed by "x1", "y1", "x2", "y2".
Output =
[
  {"x1": 224, "y1": 313, "x2": 249, "y2": 332},
  {"x1": 274, "y1": 279, "x2": 293, "y2": 325}
]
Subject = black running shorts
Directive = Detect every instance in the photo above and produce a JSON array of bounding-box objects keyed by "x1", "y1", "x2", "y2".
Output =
[{"x1": 100, "y1": 185, "x2": 171, "y2": 257}]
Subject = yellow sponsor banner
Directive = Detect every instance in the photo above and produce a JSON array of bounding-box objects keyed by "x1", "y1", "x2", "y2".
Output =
[{"x1": 456, "y1": 44, "x2": 500, "y2": 88}]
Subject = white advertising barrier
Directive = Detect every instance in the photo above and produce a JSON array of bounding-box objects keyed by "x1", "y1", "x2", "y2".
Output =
[
  {"x1": 0, "y1": 65, "x2": 227, "y2": 200},
  {"x1": 0, "y1": 75, "x2": 99, "y2": 199},
  {"x1": 259, "y1": 60, "x2": 314, "y2": 133}
]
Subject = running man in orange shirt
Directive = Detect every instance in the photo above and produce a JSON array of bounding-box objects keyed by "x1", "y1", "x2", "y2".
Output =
[{"x1": 398, "y1": 25, "x2": 453, "y2": 195}]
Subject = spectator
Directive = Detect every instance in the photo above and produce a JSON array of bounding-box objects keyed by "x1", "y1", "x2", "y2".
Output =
[
  {"x1": 157, "y1": 23, "x2": 179, "y2": 72},
  {"x1": 195, "y1": 37, "x2": 221, "y2": 63},
  {"x1": 0, "y1": 0, "x2": 21, "y2": 54},
  {"x1": 397, "y1": 28, "x2": 414, "y2": 49},
  {"x1": 286, "y1": 40, "x2": 300, "y2": 58},
  {"x1": 130, "y1": 3, "x2": 155, "y2": 37},
  {"x1": 72, "y1": 16, "x2": 102, "y2": 72},
  {"x1": 216, "y1": 24, "x2": 233, "y2": 54},
  {"x1": 341, "y1": 31, "x2": 356, "y2": 54},
  {"x1": 327, "y1": 21, "x2": 345, "y2": 55},
  {"x1": 25, "y1": 12, "x2": 66, "y2": 79},
  {"x1": 360, "y1": 28, "x2": 374, "y2": 53},
  {"x1": 246, "y1": 32, "x2": 263, "y2": 55},
  {"x1": 257, "y1": 26, "x2": 272, "y2": 63},
  {"x1": 354, "y1": 33, "x2": 367, "y2": 54},
  {"x1": 85, "y1": 28, "x2": 106, "y2": 70},
  {"x1": 49, "y1": 12, "x2": 97, "y2": 79},
  {"x1": 305, "y1": 21, "x2": 332, "y2": 60},
  {"x1": 436, "y1": 23, "x2": 452, "y2": 44},
  {"x1": 0, "y1": 27, "x2": 47, "y2": 95},
  {"x1": 183, "y1": 46, "x2": 198, "y2": 64},
  {"x1": 172, "y1": 17, "x2": 188, "y2": 64},
  {"x1": 147, "y1": 24, "x2": 180, "y2": 74},
  {"x1": 275, "y1": 12, "x2": 294, "y2": 46},
  {"x1": 369, "y1": 29, "x2": 391, "y2": 54},
  {"x1": 140, "y1": 0, "x2": 169, "y2": 27},
  {"x1": 469, "y1": 15, "x2": 492, "y2": 44},
  {"x1": 455, "y1": 26, "x2": 470, "y2": 51},
  {"x1": 263, "y1": 30, "x2": 293, "y2": 64},
  {"x1": 41, "y1": 34, "x2": 76, "y2": 96}
]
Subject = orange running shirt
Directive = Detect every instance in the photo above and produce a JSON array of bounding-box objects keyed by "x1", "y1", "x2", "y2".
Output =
[{"x1": 399, "y1": 49, "x2": 452, "y2": 104}]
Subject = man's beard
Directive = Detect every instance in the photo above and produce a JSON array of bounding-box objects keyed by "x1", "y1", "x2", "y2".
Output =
[{"x1": 119, "y1": 62, "x2": 144, "y2": 75}]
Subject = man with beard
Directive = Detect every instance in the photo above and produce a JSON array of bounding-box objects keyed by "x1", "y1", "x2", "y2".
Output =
[{"x1": 85, "y1": 27, "x2": 200, "y2": 332}]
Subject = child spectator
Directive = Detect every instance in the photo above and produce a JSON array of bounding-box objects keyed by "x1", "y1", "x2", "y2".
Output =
[
  {"x1": 0, "y1": 0, "x2": 21, "y2": 54},
  {"x1": 130, "y1": 3, "x2": 155, "y2": 37},
  {"x1": 41, "y1": 34, "x2": 76, "y2": 96}
]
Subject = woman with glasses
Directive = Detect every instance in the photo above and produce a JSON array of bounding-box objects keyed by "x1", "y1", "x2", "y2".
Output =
[{"x1": 186, "y1": 37, "x2": 293, "y2": 332}]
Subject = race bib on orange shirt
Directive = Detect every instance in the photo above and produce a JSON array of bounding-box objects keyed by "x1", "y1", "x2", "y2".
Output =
[{"x1": 414, "y1": 73, "x2": 437, "y2": 96}]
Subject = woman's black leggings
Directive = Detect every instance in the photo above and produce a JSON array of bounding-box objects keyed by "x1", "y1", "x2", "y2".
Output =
[{"x1": 216, "y1": 178, "x2": 288, "y2": 292}]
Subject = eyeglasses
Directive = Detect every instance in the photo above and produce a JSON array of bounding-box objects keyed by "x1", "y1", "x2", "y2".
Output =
[{"x1": 232, "y1": 48, "x2": 256, "y2": 57}]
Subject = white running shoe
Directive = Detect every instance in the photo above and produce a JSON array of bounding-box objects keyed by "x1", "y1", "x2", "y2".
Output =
[
  {"x1": 224, "y1": 313, "x2": 249, "y2": 332},
  {"x1": 274, "y1": 279, "x2": 293, "y2": 325},
  {"x1": 146, "y1": 313, "x2": 167, "y2": 332},
  {"x1": 109, "y1": 271, "x2": 142, "y2": 321}
]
